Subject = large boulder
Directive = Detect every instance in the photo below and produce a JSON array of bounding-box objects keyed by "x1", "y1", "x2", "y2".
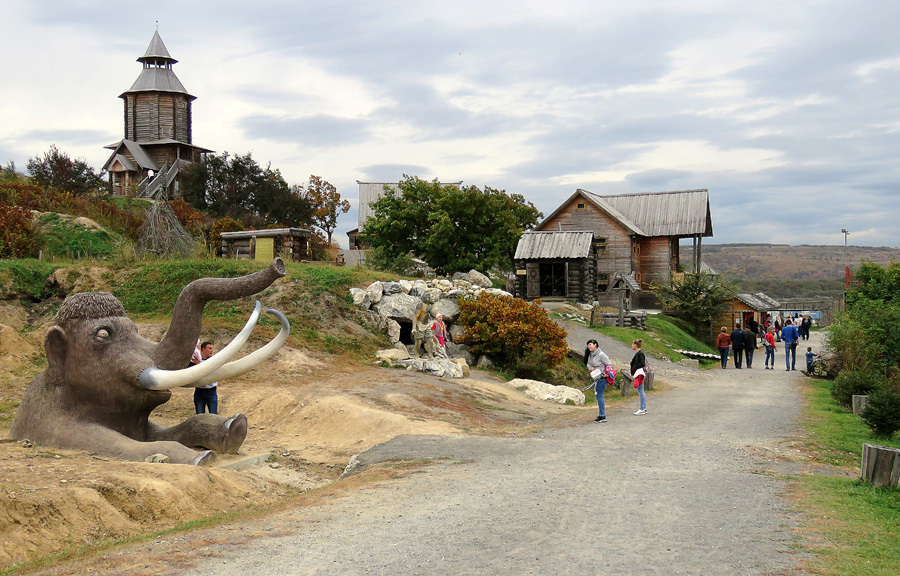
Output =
[
  {"x1": 373, "y1": 293, "x2": 421, "y2": 323},
  {"x1": 382, "y1": 281, "x2": 403, "y2": 295},
  {"x1": 465, "y1": 269, "x2": 492, "y2": 288},
  {"x1": 476, "y1": 354, "x2": 495, "y2": 369},
  {"x1": 430, "y1": 298, "x2": 460, "y2": 323},
  {"x1": 485, "y1": 288, "x2": 513, "y2": 298},
  {"x1": 397, "y1": 358, "x2": 467, "y2": 378},
  {"x1": 385, "y1": 318, "x2": 401, "y2": 343},
  {"x1": 365, "y1": 281, "x2": 384, "y2": 304},
  {"x1": 355, "y1": 309, "x2": 388, "y2": 333},
  {"x1": 349, "y1": 287, "x2": 371, "y2": 310},
  {"x1": 398, "y1": 279, "x2": 414, "y2": 294},
  {"x1": 434, "y1": 279, "x2": 453, "y2": 291},
  {"x1": 375, "y1": 348, "x2": 410, "y2": 362},
  {"x1": 449, "y1": 323, "x2": 465, "y2": 342},
  {"x1": 507, "y1": 378, "x2": 586, "y2": 405},
  {"x1": 420, "y1": 287, "x2": 443, "y2": 304}
]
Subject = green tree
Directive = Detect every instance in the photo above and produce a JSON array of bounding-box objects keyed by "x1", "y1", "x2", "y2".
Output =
[
  {"x1": 26, "y1": 145, "x2": 105, "y2": 195},
  {"x1": 298, "y1": 175, "x2": 349, "y2": 245},
  {"x1": 362, "y1": 176, "x2": 541, "y2": 274},
  {"x1": 651, "y1": 272, "x2": 735, "y2": 340},
  {"x1": 181, "y1": 152, "x2": 313, "y2": 227}
]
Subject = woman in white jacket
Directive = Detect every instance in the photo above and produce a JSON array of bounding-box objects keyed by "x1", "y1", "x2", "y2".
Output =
[{"x1": 584, "y1": 339, "x2": 612, "y2": 423}]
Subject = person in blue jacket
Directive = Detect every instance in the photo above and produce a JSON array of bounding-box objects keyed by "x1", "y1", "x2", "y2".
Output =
[{"x1": 781, "y1": 320, "x2": 800, "y2": 371}]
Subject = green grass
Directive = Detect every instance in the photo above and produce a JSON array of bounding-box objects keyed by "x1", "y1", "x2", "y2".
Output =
[
  {"x1": 0, "y1": 259, "x2": 58, "y2": 300},
  {"x1": 802, "y1": 378, "x2": 899, "y2": 467},
  {"x1": 37, "y1": 212, "x2": 125, "y2": 259},
  {"x1": 586, "y1": 313, "x2": 717, "y2": 366},
  {"x1": 794, "y1": 377, "x2": 900, "y2": 575}
]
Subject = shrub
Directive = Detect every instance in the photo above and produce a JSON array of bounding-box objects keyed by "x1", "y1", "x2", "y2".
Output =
[
  {"x1": 458, "y1": 293, "x2": 568, "y2": 374},
  {"x1": 860, "y1": 389, "x2": 900, "y2": 438},
  {"x1": 170, "y1": 198, "x2": 205, "y2": 235},
  {"x1": 0, "y1": 201, "x2": 38, "y2": 258},
  {"x1": 209, "y1": 217, "x2": 244, "y2": 254},
  {"x1": 831, "y1": 370, "x2": 882, "y2": 408}
]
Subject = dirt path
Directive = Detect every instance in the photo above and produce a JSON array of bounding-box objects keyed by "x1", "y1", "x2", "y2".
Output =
[{"x1": 34, "y1": 332, "x2": 821, "y2": 575}]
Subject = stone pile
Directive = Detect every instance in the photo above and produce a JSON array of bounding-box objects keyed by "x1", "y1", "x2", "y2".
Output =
[{"x1": 351, "y1": 270, "x2": 513, "y2": 374}]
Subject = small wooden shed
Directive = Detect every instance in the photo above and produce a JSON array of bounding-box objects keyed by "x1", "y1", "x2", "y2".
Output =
[
  {"x1": 513, "y1": 231, "x2": 598, "y2": 301},
  {"x1": 219, "y1": 228, "x2": 311, "y2": 262},
  {"x1": 719, "y1": 292, "x2": 780, "y2": 333}
]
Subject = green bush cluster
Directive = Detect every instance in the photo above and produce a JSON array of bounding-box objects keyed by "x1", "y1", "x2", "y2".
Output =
[
  {"x1": 860, "y1": 389, "x2": 900, "y2": 438},
  {"x1": 830, "y1": 370, "x2": 881, "y2": 409}
]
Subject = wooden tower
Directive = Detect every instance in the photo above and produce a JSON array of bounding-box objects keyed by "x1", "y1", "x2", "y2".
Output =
[{"x1": 103, "y1": 31, "x2": 212, "y2": 198}]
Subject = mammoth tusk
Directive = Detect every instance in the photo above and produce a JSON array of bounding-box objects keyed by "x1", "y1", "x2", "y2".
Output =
[
  {"x1": 186, "y1": 309, "x2": 290, "y2": 387},
  {"x1": 139, "y1": 302, "x2": 262, "y2": 391}
]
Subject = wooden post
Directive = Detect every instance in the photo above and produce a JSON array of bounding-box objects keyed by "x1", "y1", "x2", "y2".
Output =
[
  {"x1": 852, "y1": 395, "x2": 869, "y2": 415},
  {"x1": 861, "y1": 444, "x2": 900, "y2": 488}
]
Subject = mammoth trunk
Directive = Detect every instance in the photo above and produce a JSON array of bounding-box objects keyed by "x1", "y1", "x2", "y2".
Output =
[{"x1": 153, "y1": 258, "x2": 286, "y2": 369}]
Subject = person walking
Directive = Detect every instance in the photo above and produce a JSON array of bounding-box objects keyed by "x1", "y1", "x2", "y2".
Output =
[
  {"x1": 584, "y1": 339, "x2": 612, "y2": 423},
  {"x1": 781, "y1": 320, "x2": 800, "y2": 371},
  {"x1": 716, "y1": 326, "x2": 731, "y2": 369},
  {"x1": 629, "y1": 339, "x2": 648, "y2": 415},
  {"x1": 730, "y1": 322, "x2": 746, "y2": 369},
  {"x1": 743, "y1": 324, "x2": 757, "y2": 369},
  {"x1": 763, "y1": 327, "x2": 777, "y2": 369},
  {"x1": 800, "y1": 315, "x2": 812, "y2": 340}
]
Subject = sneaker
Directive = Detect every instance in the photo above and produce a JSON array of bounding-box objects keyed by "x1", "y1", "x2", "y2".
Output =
[
  {"x1": 634, "y1": 409, "x2": 647, "y2": 415},
  {"x1": 594, "y1": 416, "x2": 607, "y2": 423}
]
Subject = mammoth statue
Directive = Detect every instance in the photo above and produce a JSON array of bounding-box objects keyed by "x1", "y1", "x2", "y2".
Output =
[{"x1": 11, "y1": 258, "x2": 290, "y2": 466}]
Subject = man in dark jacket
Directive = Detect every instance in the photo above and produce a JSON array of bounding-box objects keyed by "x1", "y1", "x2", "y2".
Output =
[{"x1": 730, "y1": 323, "x2": 746, "y2": 369}]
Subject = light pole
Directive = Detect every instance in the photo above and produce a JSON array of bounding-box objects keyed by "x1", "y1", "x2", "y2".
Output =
[{"x1": 841, "y1": 229, "x2": 849, "y2": 289}]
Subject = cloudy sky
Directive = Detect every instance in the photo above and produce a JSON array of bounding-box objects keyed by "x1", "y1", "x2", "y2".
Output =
[{"x1": 3, "y1": 1, "x2": 899, "y2": 249}]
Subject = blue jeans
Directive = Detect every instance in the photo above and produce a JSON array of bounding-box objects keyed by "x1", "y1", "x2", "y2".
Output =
[
  {"x1": 744, "y1": 347, "x2": 754, "y2": 368},
  {"x1": 194, "y1": 387, "x2": 218, "y2": 414},
  {"x1": 785, "y1": 343, "x2": 797, "y2": 370},
  {"x1": 637, "y1": 380, "x2": 646, "y2": 411},
  {"x1": 718, "y1": 347, "x2": 729, "y2": 369},
  {"x1": 594, "y1": 379, "x2": 607, "y2": 418},
  {"x1": 765, "y1": 346, "x2": 775, "y2": 366}
]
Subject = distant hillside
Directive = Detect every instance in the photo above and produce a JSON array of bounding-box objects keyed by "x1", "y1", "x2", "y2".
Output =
[{"x1": 700, "y1": 244, "x2": 900, "y2": 299}]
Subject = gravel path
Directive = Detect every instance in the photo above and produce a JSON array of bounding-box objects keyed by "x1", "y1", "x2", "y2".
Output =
[{"x1": 161, "y1": 331, "x2": 819, "y2": 576}]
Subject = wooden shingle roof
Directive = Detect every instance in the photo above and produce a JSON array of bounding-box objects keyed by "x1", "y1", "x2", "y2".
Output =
[
  {"x1": 514, "y1": 231, "x2": 594, "y2": 259},
  {"x1": 583, "y1": 189, "x2": 712, "y2": 237}
]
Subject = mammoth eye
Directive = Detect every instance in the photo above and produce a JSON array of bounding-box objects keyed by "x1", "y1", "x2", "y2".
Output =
[{"x1": 94, "y1": 328, "x2": 111, "y2": 342}]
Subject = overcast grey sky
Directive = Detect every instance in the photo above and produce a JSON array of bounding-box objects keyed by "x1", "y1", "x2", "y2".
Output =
[{"x1": 2, "y1": 1, "x2": 899, "y2": 249}]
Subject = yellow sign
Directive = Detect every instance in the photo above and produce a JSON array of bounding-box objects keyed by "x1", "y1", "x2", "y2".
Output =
[{"x1": 254, "y1": 237, "x2": 274, "y2": 262}]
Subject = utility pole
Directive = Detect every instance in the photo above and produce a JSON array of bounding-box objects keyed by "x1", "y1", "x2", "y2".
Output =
[{"x1": 841, "y1": 229, "x2": 849, "y2": 289}]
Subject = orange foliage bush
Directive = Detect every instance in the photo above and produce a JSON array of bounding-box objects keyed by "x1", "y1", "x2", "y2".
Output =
[
  {"x1": 209, "y1": 217, "x2": 244, "y2": 253},
  {"x1": 170, "y1": 198, "x2": 205, "y2": 234},
  {"x1": 0, "y1": 201, "x2": 39, "y2": 258},
  {"x1": 458, "y1": 292, "x2": 569, "y2": 373}
]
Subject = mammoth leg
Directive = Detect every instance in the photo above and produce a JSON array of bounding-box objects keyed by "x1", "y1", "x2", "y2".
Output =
[
  {"x1": 40, "y1": 420, "x2": 216, "y2": 465},
  {"x1": 149, "y1": 414, "x2": 248, "y2": 454}
]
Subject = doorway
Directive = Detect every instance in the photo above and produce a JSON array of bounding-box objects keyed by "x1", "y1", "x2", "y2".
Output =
[{"x1": 539, "y1": 262, "x2": 567, "y2": 297}]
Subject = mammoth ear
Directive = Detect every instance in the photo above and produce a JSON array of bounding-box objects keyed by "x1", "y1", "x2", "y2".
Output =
[{"x1": 45, "y1": 327, "x2": 68, "y2": 382}]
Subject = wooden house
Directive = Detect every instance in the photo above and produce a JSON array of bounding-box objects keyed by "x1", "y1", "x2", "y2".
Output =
[
  {"x1": 220, "y1": 228, "x2": 311, "y2": 262},
  {"x1": 524, "y1": 189, "x2": 713, "y2": 307},
  {"x1": 102, "y1": 31, "x2": 211, "y2": 198},
  {"x1": 719, "y1": 293, "x2": 780, "y2": 333},
  {"x1": 513, "y1": 231, "x2": 597, "y2": 301}
]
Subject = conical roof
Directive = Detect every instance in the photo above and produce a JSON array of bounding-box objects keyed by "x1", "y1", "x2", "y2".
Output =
[
  {"x1": 138, "y1": 30, "x2": 177, "y2": 64},
  {"x1": 121, "y1": 31, "x2": 194, "y2": 99}
]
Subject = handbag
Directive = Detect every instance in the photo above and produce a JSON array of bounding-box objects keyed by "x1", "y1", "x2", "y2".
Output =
[{"x1": 589, "y1": 367, "x2": 604, "y2": 380}]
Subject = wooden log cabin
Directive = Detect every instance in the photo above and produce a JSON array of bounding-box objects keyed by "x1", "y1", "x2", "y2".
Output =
[
  {"x1": 514, "y1": 231, "x2": 597, "y2": 301},
  {"x1": 102, "y1": 31, "x2": 211, "y2": 199},
  {"x1": 517, "y1": 189, "x2": 713, "y2": 307},
  {"x1": 219, "y1": 228, "x2": 311, "y2": 262}
]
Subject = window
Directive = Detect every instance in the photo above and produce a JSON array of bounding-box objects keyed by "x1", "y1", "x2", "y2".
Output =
[
  {"x1": 635, "y1": 272, "x2": 642, "y2": 286},
  {"x1": 577, "y1": 202, "x2": 586, "y2": 210},
  {"x1": 594, "y1": 237, "x2": 608, "y2": 255},
  {"x1": 632, "y1": 239, "x2": 640, "y2": 256},
  {"x1": 598, "y1": 272, "x2": 610, "y2": 292}
]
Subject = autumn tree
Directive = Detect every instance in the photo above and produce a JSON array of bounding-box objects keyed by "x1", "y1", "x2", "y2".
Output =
[
  {"x1": 297, "y1": 175, "x2": 349, "y2": 245},
  {"x1": 26, "y1": 145, "x2": 105, "y2": 196},
  {"x1": 362, "y1": 176, "x2": 541, "y2": 274}
]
